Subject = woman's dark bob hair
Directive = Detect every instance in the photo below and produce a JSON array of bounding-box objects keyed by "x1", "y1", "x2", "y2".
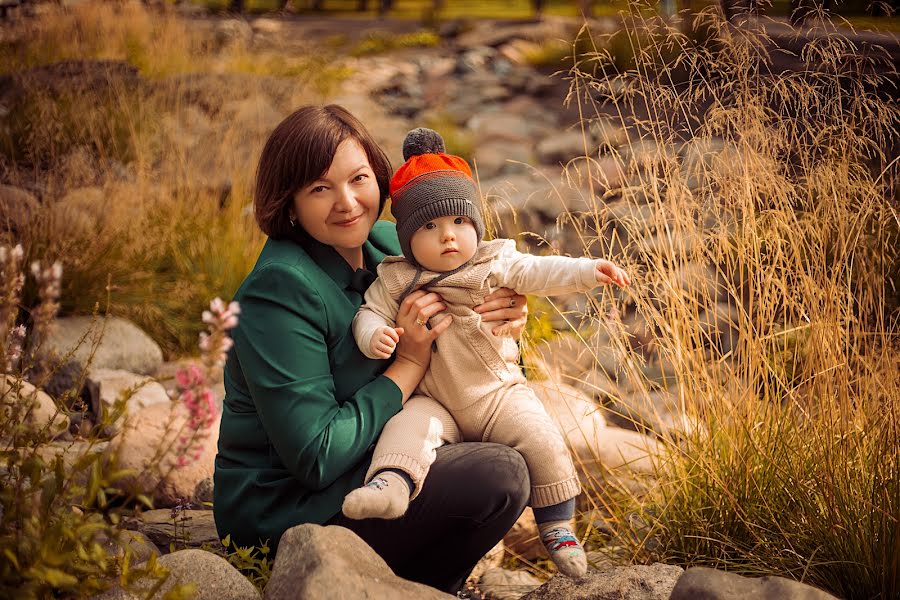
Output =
[{"x1": 254, "y1": 105, "x2": 392, "y2": 239}]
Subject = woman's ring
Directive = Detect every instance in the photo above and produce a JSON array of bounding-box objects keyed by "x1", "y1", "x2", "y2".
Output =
[
  {"x1": 415, "y1": 317, "x2": 427, "y2": 326},
  {"x1": 509, "y1": 298, "x2": 516, "y2": 308}
]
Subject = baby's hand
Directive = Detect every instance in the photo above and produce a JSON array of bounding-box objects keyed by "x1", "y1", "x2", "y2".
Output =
[
  {"x1": 595, "y1": 260, "x2": 631, "y2": 287},
  {"x1": 370, "y1": 326, "x2": 402, "y2": 359}
]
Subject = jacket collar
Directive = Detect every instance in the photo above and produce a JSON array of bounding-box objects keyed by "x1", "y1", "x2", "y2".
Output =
[{"x1": 296, "y1": 229, "x2": 387, "y2": 294}]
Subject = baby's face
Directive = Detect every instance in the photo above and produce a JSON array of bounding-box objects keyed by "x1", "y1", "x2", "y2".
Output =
[{"x1": 410, "y1": 215, "x2": 478, "y2": 272}]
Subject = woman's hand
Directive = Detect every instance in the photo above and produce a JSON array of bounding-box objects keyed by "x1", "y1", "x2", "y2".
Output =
[
  {"x1": 474, "y1": 287, "x2": 528, "y2": 337},
  {"x1": 394, "y1": 290, "x2": 452, "y2": 369}
]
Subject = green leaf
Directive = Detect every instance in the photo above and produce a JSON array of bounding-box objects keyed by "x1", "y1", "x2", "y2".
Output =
[
  {"x1": 221, "y1": 534, "x2": 230, "y2": 548},
  {"x1": 37, "y1": 566, "x2": 79, "y2": 587}
]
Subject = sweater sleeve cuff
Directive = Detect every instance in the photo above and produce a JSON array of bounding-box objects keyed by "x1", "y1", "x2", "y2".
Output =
[{"x1": 579, "y1": 258, "x2": 599, "y2": 290}]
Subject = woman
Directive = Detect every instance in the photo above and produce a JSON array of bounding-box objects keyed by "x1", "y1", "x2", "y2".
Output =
[{"x1": 213, "y1": 105, "x2": 531, "y2": 594}]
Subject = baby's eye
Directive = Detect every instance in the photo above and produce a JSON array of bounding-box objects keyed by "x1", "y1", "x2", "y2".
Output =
[
  {"x1": 454, "y1": 217, "x2": 465, "y2": 224},
  {"x1": 424, "y1": 222, "x2": 436, "y2": 230}
]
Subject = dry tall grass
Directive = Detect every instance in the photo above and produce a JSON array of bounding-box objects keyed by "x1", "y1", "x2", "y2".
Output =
[
  {"x1": 555, "y1": 5, "x2": 899, "y2": 598},
  {"x1": 0, "y1": 2, "x2": 355, "y2": 355}
]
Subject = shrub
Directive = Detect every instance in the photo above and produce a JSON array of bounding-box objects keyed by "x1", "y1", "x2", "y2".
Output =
[{"x1": 558, "y1": 4, "x2": 899, "y2": 598}]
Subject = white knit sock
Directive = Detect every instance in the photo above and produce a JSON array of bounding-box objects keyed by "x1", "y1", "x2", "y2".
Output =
[
  {"x1": 538, "y1": 520, "x2": 588, "y2": 579},
  {"x1": 341, "y1": 471, "x2": 410, "y2": 520}
]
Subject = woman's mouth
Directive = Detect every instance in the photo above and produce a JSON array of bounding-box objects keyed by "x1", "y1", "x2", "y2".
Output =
[{"x1": 334, "y1": 215, "x2": 363, "y2": 227}]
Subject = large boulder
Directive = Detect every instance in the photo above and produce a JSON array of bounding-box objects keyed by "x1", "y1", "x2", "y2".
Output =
[
  {"x1": 156, "y1": 550, "x2": 259, "y2": 600},
  {"x1": 37, "y1": 316, "x2": 163, "y2": 376},
  {"x1": 530, "y1": 379, "x2": 662, "y2": 479},
  {"x1": 112, "y1": 402, "x2": 219, "y2": 507},
  {"x1": 1, "y1": 375, "x2": 70, "y2": 438},
  {"x1": 520, "y1": 563, "x2": 683, "y2": 600},
  {"x1": 95, "y1": 548, "x2": 260, "y2": 600},
  {"x1": 88, "y1": 368, "x2": 170, "y2": 417},
  {"x1": 670, "y1": 567, "x2": 840, "y2": 600},
  {"x1": 264, "y1": 524, "x2": 454, "y2": 600}
]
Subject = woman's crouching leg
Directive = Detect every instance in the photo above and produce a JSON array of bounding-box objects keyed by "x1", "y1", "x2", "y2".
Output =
[{"x1": 330, "y1": 442, "x2": 529, "y2": 594}]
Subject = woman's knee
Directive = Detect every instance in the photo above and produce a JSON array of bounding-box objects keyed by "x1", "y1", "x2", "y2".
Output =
[{"x1": 438, "y1": 442, "x2": 530, "y2": 520}]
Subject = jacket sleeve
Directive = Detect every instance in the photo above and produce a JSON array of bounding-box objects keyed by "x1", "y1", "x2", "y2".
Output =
[
  {"x1": 233, "y1": 262, "x2": 402, "y2": 491},
  {"x1": 490, "y1": 243, "x2": 600, "y2": 296},
  {"x1": 352, "y1": 276, "x2": 399, "y2": 360}
]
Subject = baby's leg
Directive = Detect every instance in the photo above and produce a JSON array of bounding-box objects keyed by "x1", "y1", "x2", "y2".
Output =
[
  {"x1": 343, "y1": 395, "x2": 461, "y2": 520},
  {"x1": 485, "y1": 385, "x2": 587, "y2": 578}
]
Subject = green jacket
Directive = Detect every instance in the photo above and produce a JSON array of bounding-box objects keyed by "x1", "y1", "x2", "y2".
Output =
[{"x1": 213, "y1": 221, "x2": 403, "y2": 552}]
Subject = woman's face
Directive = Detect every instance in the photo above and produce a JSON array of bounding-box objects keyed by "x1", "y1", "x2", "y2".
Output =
[{"x1": 292, "y1": 138, "x2": 381, "y2": 255}]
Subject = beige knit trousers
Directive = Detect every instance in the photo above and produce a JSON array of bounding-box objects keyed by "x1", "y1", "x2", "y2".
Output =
[{"x1": 366, "y1": 384, "x2": 581, "y2": 508}]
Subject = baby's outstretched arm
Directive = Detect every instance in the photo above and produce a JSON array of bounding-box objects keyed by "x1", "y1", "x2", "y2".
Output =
[{"x1": 370, "y1": 326, "x2": 404, "y2": 359}]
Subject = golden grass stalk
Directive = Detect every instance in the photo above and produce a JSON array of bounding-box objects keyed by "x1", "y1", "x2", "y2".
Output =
[{"x1": 547, "y1": 4, "x2": 899, "y2": 597}]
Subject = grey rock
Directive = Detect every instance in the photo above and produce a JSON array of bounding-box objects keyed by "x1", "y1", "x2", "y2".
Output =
[
  {"x1": 137, "y1": 509, "x2": 220, "y2": 551},
  {"x1": 38, "y1": 316, "x2": 163, "y2": 376},
  {"x1": 670, "y1": 567, "x2": 839, "y2": 600},
  {"x1": 590, "y1": 118, "x2": 629, "y2": 152},
  {"x1": 520, "y1": 563, "x2": 683, "y2": 600},
  {"x1": 96, "y1": 549, "x2": 260, "y2": 600},
  {"x1": 608, "y1": 389, "x2": 698, "y2": 437},
  {"x1": 1, "y1": 376, "x2": 70, "y2": 437},
  {"x1": 89, "y1": 368, "x2": 170, "y2": 417},
  {"x1": 264, "y1": 524, "x2": 453, "y2": 600},
  {"x1": 156, "y1": 550, "x2": 259, "y2": 600},
  {"x1": 472, "y1": 140, "x2": 533, "y2": 180},
  {"x1": 468, "y1": 111, "x2": 536, "y2": 144},
  {"x1": 479, "y1": 567, "x2": 543, "y2": 600},
  {"x1": 97, "y1": 529, "x2": 160, "y2": 566},
  {"x1": 194, "y1": 476, "x2": 214, "y2": 505},
  {"x1": 113, "y1": 403, "x2": 219, "y2": 508},
  {"x1": 536, "y1": 131, "x2": 590, "y2": 166}
]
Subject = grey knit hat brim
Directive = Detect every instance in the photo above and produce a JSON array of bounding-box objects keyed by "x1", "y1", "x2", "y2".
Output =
[{"x1": 392, "y1": 171, "x2": 485, "y2": 266}]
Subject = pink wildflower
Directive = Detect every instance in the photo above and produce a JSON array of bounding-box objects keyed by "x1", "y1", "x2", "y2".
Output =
[{"x1": 172, "y1": 296, "x2": 240, "y2": 469}]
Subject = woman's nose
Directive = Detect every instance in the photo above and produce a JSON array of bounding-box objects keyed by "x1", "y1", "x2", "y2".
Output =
[{"x1": 334, "y1": 186, "x2": 356, "y2": 212}]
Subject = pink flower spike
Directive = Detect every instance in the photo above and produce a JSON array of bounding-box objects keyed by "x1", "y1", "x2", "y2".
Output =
[
  {"x1": 202, "y1": 310, "x2": 214, "y2": 324},
  {"x1": 210, "y1": 298, "x2": 225, "y2": 314},
  {"x1": 228, "y1": 301, "x2": 241, "y2": 315},
  {"x1": 175, "y1": 368, "x2": 192, "y2": 389},
  {"x1": 189, "y1": 364, "x2": 205, "y2": 386}
]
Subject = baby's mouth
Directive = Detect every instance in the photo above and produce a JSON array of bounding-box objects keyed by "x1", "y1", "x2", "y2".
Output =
[{"x1": 441, "y1": 248, "x2": 458, "y2": 255}]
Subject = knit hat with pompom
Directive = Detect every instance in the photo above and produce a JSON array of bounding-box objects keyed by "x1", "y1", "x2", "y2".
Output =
[{"x1": 389, "y1": 128, "x2": 484, "y2": 265}]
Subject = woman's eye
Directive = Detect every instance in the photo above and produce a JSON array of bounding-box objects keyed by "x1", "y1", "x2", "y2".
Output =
[
  {"x1": 353, "y1": 174, "x2": 368, "y2": 182},
  {"x1": 311, "y1": 185, "x2": 327, "y2": 193}
]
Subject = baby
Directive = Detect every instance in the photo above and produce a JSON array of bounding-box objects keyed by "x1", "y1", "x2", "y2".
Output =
[{"x1": 343, "y1": 128, "x2": 631, "y2": 579}]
